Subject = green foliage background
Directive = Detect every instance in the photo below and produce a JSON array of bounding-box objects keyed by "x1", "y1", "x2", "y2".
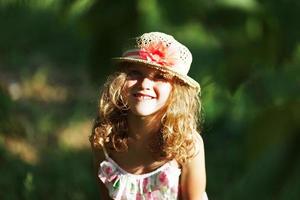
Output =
[{"x1": 0, "y1": 0, "x2": 299, "y2": 199}]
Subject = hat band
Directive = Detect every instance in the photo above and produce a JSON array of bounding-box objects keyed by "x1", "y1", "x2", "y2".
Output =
[{"x1": 123, "y1": 48, "x2": 174, "y2": 67}]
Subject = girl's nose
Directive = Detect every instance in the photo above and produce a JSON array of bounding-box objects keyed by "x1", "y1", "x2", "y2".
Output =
[{"x1": 140, "y1": 77, "x2": 154, "y2": 89}]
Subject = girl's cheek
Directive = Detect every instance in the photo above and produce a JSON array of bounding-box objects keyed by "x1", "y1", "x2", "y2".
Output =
[
  {"x1": 123, "y1": 81, "x2": 135, "y2": 96},
  {"x1": 125, "y1": 80, "x2": 137, "y2": 89}
]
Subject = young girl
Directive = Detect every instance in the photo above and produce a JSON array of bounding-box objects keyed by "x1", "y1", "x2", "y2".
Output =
[{"x1": 90, "y1": 32, "x2": 208, "y2": 200}]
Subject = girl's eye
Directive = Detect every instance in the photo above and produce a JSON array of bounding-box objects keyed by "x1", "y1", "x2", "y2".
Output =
[
  {"x1": 127, "y1": 70, "x2": 142, "y2": 78},
  {"x1": 154, "y1": 74, "x2": 167, "y2": 81}
]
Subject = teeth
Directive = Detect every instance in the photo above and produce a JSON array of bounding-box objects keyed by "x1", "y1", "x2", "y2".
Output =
[
  {"x1": 139, "y1": 96, "x2": 151, "y2": 100},
  {"x1": 135, "y1": 94, "x2": 153, "y2": 100},
  {"x1": 142, "y1": 96, "x2": 152, "y2": 99}
]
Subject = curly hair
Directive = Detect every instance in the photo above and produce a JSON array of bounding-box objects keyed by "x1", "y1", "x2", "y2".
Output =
[{"x1": 89, "y1": 70, "x2": 202, "y2": 164}]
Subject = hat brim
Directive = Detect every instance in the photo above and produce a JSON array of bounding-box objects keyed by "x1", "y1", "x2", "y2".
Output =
[{"x1": 113, "y1": 57, "x2": 200, "y2": 91}]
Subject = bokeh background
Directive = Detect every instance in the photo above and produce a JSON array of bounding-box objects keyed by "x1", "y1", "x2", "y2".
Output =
[{"x1": 0, "y1": 0, "x2": 299, "y2": 199}]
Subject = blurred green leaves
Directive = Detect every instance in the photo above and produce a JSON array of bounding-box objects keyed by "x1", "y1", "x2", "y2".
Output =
[{"x1": 0, "y1": 0, "x2": 299, "y2": 199}]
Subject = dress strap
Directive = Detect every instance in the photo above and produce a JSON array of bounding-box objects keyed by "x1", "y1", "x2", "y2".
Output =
[{"x1": 102, "y1": 145, "x2": 110, "y2": 159}]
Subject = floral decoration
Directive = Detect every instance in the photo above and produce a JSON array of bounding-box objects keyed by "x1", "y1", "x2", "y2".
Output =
[{"x1": 139, "y1": 41, "x2": 179, "y2": 67}]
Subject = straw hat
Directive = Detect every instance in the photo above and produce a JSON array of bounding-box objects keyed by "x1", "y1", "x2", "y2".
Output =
[{"x1": 113, "y1": 32, "x2": 200, "y2": 90}]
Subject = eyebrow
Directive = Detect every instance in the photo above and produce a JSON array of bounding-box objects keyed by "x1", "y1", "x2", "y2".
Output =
[{"x1": 125, "y1": 67, "x2": 174, "y2": 80}]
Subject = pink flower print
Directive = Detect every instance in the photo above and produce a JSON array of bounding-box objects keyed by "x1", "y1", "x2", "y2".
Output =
[
  {"x1": 142, "y1": 178, "x2": 149, "y2": 193},
  {"x1": 158, "y1": 171, "x2": 169, "y2": 186},
  {"x1": 136, "y1": 193, "x2": 142, "y2": 200},
  {"x1": 153, "y1": 196, "x2": 160, "y2": 200},
  {"x1": 105, "y1": 166, "x2": 113, "y2": 175},
  {"x1": 146, "y1": 192, "x2": 152, "y2": 199},
  {"x1": 100, "y1": 162, "x2": 117, "y2": 182}
]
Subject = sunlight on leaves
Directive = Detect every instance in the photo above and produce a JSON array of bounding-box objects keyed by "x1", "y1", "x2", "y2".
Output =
[
  {"x1": 138, "y1": 0, "x2": 162, "y2": 29},
  {"x1": 292, "y1": 43, "x2": 300, "y2": 63},
  {"x1": 5, "y1": 137, "x2": 38, "y2": 164},
  {"x1": 216, "y1": 0, "x2": 260, "y2": 11},
  {"x1": 23, "y1": 172, "x2": 35, "y2": 198},
  {"x1": 230, "y1": 84, "x2": 257, "y2": 123},
  {"x1": 68, "y1": 0, "x2": 95, "y2": 19},
  {"x1": 58, "y1": 119, "x2": 92, "y2": 150},
  {"x1": 202, "y1": 78, "x2": 229, "y2": 121},
  {"x1": 175, "y1": 22, "x2": 220, "y2": 48},
  {"x1": 245, "y1": 17, "x2": 263, "y2": 40},
  {"x1": 8, "y1": 68, "x2": 68, "y2": 102},
  {"x1": 26, "y1": 0, "x2": 58, "y2": 10},
  {"x1": 0, "y1": 0, "x2": 57, "y2": 10}
]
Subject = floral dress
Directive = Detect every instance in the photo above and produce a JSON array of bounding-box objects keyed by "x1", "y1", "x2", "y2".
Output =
[{"x1": 98, "y1": 147, "x2": 208, "y2": 200}]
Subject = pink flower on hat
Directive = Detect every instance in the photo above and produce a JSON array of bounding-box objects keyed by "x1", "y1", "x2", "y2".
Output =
[
  {"x1": 139, "y1": 41, "x2": 179, "y2": 67},
  {"x1": 116, "y1": 32, "x2": 200, "y2": 90}
]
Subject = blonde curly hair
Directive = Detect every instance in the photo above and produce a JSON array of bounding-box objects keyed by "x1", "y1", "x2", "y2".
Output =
[{"x1": 90, "y1": 70, "x2": 202, "y2": 164}]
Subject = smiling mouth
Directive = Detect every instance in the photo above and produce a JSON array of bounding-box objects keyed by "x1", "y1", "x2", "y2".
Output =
[{"x1": 133, "y1": 93, "x2": 155, "y2": 100}]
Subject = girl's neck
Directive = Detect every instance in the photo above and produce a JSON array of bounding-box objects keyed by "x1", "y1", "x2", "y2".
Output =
[{"x1": 127, "y1": 112, "x2": 163, "y2": 142}]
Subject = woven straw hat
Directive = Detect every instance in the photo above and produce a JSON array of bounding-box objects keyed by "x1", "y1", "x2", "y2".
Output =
[{"x1": 113, "y1": 32, "x2": 200, "y2": 90}]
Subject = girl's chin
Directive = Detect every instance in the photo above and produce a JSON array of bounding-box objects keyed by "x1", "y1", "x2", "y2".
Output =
[
  {"x1": 129, "y1": 107, "x2": 166, "y2": 118},
  {"x1": 128, "y1": 104, "x2": 158, "y2": 116},
  {"x1": 129, "y1": 110, "x2": 157, "y2": 117},
  {"x1": 129, "y1": 107, "x2": 158, "y2": 117}
]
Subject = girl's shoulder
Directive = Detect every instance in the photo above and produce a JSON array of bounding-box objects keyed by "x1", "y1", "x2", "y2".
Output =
[
  {"x1": 179, "y1": 132, "x2": 207, "y2": 199},
  {"x1": 176, "y1": 132, "x2": 204, "y2": 166},
  {"x1": 193, "y1": 132, "x2": 204, "y2": 154}
]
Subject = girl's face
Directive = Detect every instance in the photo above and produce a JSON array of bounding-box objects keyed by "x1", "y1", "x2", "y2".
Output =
[{"x1": 123, "y1": 65, "x2": 173, "y2": 117}]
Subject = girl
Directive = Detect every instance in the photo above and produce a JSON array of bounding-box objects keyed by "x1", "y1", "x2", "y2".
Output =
[{"x1": 90, "y1": 32, "x2": 208, "y2": 200}]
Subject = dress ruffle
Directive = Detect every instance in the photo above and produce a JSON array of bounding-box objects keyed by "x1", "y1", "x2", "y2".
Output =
[{"x1": 98, "y1": 159, "x2": 181, "y2": 200}]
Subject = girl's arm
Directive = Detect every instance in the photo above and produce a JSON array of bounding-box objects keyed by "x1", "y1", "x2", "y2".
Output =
[{"x1": 180, "y1": 134, "x2": 207, "y2": 200}]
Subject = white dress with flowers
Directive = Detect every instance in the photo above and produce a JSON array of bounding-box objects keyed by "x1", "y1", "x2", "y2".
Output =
[{"x1": 98, "y1": 147, "x2": 208, "y2": 200}]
